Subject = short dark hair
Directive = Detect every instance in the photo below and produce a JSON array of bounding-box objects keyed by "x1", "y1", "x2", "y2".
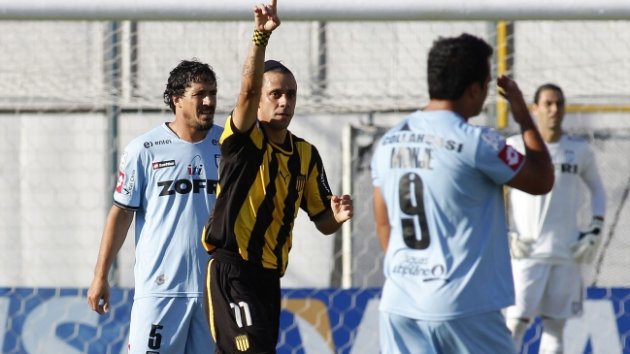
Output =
[
  {"x1": 163, "y1": 59, "x2": 217, "y2": 113},
  {"x1": 533, "y1": 83, "x2": 564, "y2": 104},
  {"x1": 264, "y1": 60, "x2": 293, "y2": 75},
  {"x1": 427, "y1": 33, "x2": 493, "y2": 100}
]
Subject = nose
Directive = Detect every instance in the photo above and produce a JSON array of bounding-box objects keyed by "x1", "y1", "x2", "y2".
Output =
[
  {"x1": 277, "y1": 94, "x2": 289, "y2": 107},
  {"x1": 203, "y1": 95, "x2": 215, "y2": 106}
]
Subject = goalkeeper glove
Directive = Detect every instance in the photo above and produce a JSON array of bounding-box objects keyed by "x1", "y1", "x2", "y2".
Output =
[
  {"x1": 571, "y1": 217, "x2": 604, "y2": 263},
  {"x1": 508, "y1": 232, "x2": 534, "y2": 259}
]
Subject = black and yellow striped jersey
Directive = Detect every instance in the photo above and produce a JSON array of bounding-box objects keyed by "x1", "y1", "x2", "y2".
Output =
[{"x1": 202, "y1": 115, "x2": 333, "y2": 275}]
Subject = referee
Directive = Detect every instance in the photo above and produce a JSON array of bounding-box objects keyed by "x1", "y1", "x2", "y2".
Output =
[{"x1": 201, "y1": 1, "x2": 353, "y2": 353}]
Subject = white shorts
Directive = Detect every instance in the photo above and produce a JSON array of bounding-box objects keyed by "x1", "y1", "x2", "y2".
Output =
[
  {"x1": 506, "y1": 259, "x2": 583, "y2": 320},
  {"x1": 379, "y1": 310, "x2": 516, "y2": 354},
  {"x1": 128, "y1": 296, "x2": 214, "y2": 354}
]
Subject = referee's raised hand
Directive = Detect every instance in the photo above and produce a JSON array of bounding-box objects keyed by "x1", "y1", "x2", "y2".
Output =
[{"x1": 254, "y1": 0, "x2": 280, "y2": 33}]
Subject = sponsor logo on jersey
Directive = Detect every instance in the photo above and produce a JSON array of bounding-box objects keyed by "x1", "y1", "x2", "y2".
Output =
[
  {"x1": 319, "y1": 168, "x2": 332, "y2": 196},
  {"x1": 157, "y1": 179, "x2": 218, "y2": 196},
  {"x1": 557, "y1": 163, "x2": 579, "y2": 174},
  {"x1": 115, "y1": 169, "x2": 136, "y2": 195},
  {"x1": 392, "y1": 254, "x2": 449, "y2": 283},
  {"x1": 188, "y1": 155, "x2": 204, "y2": 176},
  {"x1": 498, "y1": 145, "x2": 524, "y2": 170},
  {"x1": 152, "y1": 160, "x2": 176, "y2": 170},
  {"x1": 144, "y1": 139, "x2": 172, "y2": 149},
  {"x1": 115, "y1": 171, "x2": 125, "y2": 193}
]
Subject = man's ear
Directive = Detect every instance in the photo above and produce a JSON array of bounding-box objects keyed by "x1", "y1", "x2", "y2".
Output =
[
  {"x1": 172, "y1": 95, "x2": 182, "y2": 111},
  {"x1": 468, "y1": 81, "x2": 482, "y2": 99}
]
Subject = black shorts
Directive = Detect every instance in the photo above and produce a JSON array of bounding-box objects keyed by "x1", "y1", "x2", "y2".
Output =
[{"x1": 205, "y1": 249, "x2": 281, "y2": 354}]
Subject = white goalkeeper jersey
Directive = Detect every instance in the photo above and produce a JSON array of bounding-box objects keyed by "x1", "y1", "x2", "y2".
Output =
[
  {"x1": 371, "y1": 110, "x2": 525, "y2": 321},
  {"x1": 506, "y1": 133, "x2": 606, "y2": 262},
  {"x1": 114, "y1": 123, "x2": 222, "y2": 299}
]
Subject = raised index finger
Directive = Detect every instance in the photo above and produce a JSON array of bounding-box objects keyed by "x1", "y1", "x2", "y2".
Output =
[{"x1": 271, "y1": 0, "x2": 277, "y2": 10}]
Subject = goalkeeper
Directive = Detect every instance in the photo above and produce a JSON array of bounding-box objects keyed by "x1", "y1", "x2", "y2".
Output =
[{"x1": 505, "y1": 83, "x2": 607, "y2": 354}]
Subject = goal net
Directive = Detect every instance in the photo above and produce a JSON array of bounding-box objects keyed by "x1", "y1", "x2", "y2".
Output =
[{"x1": 1, "y1": 13, "x2": 629, "y2": 354}]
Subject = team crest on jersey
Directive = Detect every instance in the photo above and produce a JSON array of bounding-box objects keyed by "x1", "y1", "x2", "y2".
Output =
[
  {"x1": 296, "y1": 175, "x2": 306, "y2": 192},
  {"x1": 564, "y1": 149, "x2": 575, "y2": 163},
  {"x1": 235, "y1": 334, "x2": 250, "y2": 352},
  {"x1": 498, "y1": 145, "x2": 524, "y2": 170},
  {"x1": 188, "y1": 155, "x2": 204, "y2": 176}
]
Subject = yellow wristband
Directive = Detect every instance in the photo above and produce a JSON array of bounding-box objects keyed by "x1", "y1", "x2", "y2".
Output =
[{"x1": 253, "y1": 29, "x2": 271, "y2": 47}]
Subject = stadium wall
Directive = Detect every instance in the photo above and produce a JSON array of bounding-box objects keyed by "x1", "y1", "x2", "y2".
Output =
[{"x1": 0, "y1": 287, "x2": 625, "y2": 354}]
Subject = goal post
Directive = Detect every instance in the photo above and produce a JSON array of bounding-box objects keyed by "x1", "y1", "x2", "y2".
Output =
[
  {"x1": 1, "y1": 4, "x2": 630, "y2": 353},
  {"x1": 2, "y1": 0, "x2": 630, "y2": 21}
]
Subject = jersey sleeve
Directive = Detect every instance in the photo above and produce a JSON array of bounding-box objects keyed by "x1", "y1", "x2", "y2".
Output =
[
  {"x1": 475, "y1": 128, "x2": 525, "y2": 185},
  {"x1": 113, "y1": 143, "x2": 145, "y2": 210},
  {"x1": 301, "y1": 146, "x2": 333, "y2": 220},
  {"x1": 580, "y1": 144, "x2": 607, "y2": 217}
]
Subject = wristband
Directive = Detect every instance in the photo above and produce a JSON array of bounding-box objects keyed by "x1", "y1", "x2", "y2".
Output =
[{"x1": 253, "y1": 30, "x2": 271, "y2": 47}]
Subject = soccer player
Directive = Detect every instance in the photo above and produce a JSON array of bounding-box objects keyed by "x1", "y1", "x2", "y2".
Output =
[
  {"x1": 87, "y1": 60, "x2": 222, "y2": 354},
  {"x1": 201, "y1": 1, "x2": 353, "y2": 353},
  {"x1": 505, "y1": 83, "x2": 607, "y2": 354},
  {"x1": 371, "y1": 33, "x2": 554, "y2": 354}
]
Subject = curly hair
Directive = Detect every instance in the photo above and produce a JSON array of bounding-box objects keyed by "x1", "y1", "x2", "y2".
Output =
[
  {"x1": 427, "y1": 33, "x2": 493, "y2": 100},
  {"x1": 163, "y1": 59, "x2": 217, "y2": 113}
]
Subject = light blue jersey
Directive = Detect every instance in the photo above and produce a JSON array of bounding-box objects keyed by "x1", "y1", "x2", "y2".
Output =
[
  {"x1": 371, "y1": 110, "x2": 525, "y2": 321},
  {"x1": 114, "y1": 123, "x2": 222, "y2": 299}
]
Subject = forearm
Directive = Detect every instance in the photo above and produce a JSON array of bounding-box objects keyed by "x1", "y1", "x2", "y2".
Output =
[
  {"x1": 93, "y1": 206, "x2": 133, "y2": 279},
  {"x1": 513, "y1": 96, "x2": 552, "y2": 176},
  {"x1": 233, "y1": 40, "x2": 268, "y2": 131},
  {"x1": 376, "y1": 225, "x2": 390, "y2": 251},
  {"x1": 233, "y1": 1, "x2": 279, "y2": 131}
]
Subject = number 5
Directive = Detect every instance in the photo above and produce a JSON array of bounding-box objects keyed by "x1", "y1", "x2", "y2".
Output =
[{"x1": 148, "y1": 324, "x2": 163, "y2": 350}]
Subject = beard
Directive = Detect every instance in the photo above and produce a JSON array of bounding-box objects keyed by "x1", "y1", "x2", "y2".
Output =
[{"x1": 194, "y1": 120, "x2": 213, "y2": 131}]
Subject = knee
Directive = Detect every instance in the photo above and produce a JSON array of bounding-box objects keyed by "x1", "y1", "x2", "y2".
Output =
[
  {"x1": 506, "y1": 317, "x2": 531, "y2": 352},
  {"x1": 540, "y1": 317, "x2": 566, "y2": 354},
  {"x1": 507, "y1": 317, "x2": 531, "y2": 337}
]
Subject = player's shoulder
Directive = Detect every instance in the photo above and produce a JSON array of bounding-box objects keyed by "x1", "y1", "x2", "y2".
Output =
[
  {"x1": 288, "y1": 131, "x2": 320, "y2": 156},
  {"x1": 477, "y1": 126, "x2": 508, "y2": 151},
  {"x1": 381, "y1": 110, "x2": 426, "y2": 136},
  {"x1": 505, "y1": 132, "x2": 522, "y2": 144},
  {"x1": 205, "y1": 124, "x2": 224, "y2": 144},
  {"x1": 289, "y1": 130, "x2": 308, "y2": 145},
  {"x1": 210, "y1": 123, "x2": 224, "y2": 136},
  {"x1": 562, "y1": 132, "x2": 589, "y2": 144},
  {"x1": 560, "y1": 133, "x2": 593, "y2": 151}
]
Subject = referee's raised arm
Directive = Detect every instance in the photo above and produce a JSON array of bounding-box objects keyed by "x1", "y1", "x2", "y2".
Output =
[{"x1": 232, "y1": 0, "x2": 281, "y2": 133}]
